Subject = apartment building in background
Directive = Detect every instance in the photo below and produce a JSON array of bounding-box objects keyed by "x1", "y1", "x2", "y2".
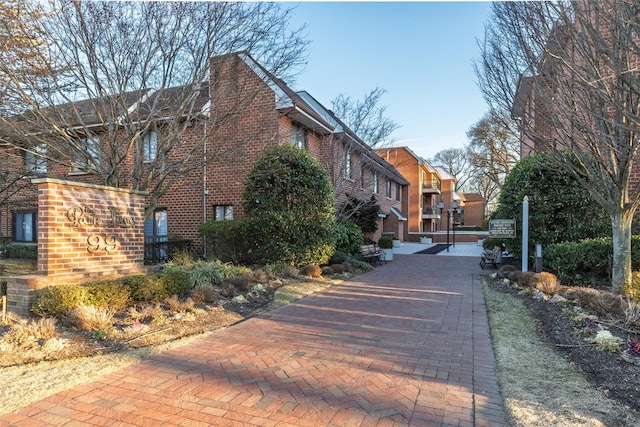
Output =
[{"x1": 374, "y1": 147, "x2": 484, "y2": 242}]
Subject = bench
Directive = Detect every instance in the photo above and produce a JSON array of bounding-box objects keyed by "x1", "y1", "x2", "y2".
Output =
[
  {"x1": 480, "y1": 246, "x2": 502, "y2": 269},
  {"x1": 360, "y1": 244, "x2": 384, "y2": 265}
]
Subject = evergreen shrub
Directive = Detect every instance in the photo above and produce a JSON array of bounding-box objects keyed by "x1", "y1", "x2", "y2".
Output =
[
  {"x1": 32, "y1": 285, "x2": 90, "y2": 317},
  {"x1": 243, "y1": 145, "x2": 336, "y2": 266},
  {"x1": 334, "y1": 220, "x2": 364, "y2": 254},
  {"x1": 199, "y1": 219, "x2": 251, "y2": 264}
]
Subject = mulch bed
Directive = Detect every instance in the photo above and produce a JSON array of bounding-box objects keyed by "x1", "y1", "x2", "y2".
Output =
[{"x1": 487, "y1": 277, "x2": 640, "y2": 413}]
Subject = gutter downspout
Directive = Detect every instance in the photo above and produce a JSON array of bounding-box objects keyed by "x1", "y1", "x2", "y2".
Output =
[{"x1": 202, "y1": 120, "x2": 208, "y2": 260}]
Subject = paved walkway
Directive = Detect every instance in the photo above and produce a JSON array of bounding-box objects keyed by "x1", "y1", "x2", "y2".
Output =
[{"x1": 1, "y1": 249, "x2": 506, "y2": 426}]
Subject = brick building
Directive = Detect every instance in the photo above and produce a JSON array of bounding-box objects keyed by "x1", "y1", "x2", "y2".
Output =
[
  {"x1": 375, "y1": 147, "x2": 484, "y2": 242},
  {"x1": 459, "y1": 193, "x2": 485, "y2": 228},
  {"x1": 0, "y1": 52, "x2": 409, "y2": 258}
]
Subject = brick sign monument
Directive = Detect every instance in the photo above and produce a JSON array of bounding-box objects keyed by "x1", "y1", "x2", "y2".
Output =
[{"x1": 6, "y1": 178, "x2": 149, "y2": 315}]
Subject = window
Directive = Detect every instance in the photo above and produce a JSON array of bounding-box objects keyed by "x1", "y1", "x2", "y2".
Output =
[
  {"x1": 24, "y1": 144, "x2": 47, "y2": 174},
  {"x1": 144, "y1": 209, "x2": 168, "y2": 241},
  {"x1": 72, "y1": 137, "x2": 100, "y2": 173},
  {"x1": 343, "y1": 149, "x2": 352, "y2": 179},
  {"x1": 144, "y1": 209, "x2": 168, "y2": 261},
  {"x1": 360, "y1": 167, "x2": 365, "y2": 189},
  {"x1": 13, "y1": 211, "x2": 37, "y2": 243},
  {"x1": 141, "y1": 130, "x2": 158, "y2": 162},
  {"x1": 290, "y1": 124, "x2": 306, "y2": 149},
  {"x1": 396, "y1": 183, "x2": 401, "y2": 201},
  {"x1": 372, "y1": 171, "x2": 378, "y2": 194},
  {"x1": 214, "y1": 205, "x2": 234, "y2": 221},
  {"x1": 386, "y1": 178, "x2": 392, "y2": 198}
]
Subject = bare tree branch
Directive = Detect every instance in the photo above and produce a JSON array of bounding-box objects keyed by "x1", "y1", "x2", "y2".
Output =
[
  {"x1": 331, "y1": 87, "x2": 399, "y2": 148},
  {"x1": 427, "y1": 148, "x2": 473, "y2": 192},
  {"x1": 466, "y1": 111, "x2": 520, "y2": 194},
  {"x1": 0, "y1": 0, "x2": 309, "y2": 218}
]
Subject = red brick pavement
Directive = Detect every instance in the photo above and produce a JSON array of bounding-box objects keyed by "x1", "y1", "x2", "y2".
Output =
[{"x1": 0, "y1": 255, "x2": 506, "y2": 426}]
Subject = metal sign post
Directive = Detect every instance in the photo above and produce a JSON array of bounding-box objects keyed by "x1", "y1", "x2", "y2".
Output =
[{"x1": 522, "y1": 196, "x2": 529, "y2": 272}]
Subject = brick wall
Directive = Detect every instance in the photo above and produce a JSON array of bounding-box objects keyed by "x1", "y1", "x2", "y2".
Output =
[
  {"x1": 206, "y1": 54, "x2": 280, "y2": 223},
  {"x1": 0, "y1": 146, "x2": 40, "y2": 237},
  {"x1": 32, "y1": 178, "x2": 147, "y2": 276},
  {"x1": 151, "y1": 123, "x2": 207, "y2": 253},
  {"x1": 462, "y1": 199, "x2": 485, "y2": 228}
]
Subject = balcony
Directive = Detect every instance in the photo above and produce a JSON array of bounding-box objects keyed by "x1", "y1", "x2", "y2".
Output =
[
  {"x1": 422, "y1": 206, "x2": 441, "y2": 219},
  {"x1": 422, "y1": 180, "x2": 441, "y2": 194}
]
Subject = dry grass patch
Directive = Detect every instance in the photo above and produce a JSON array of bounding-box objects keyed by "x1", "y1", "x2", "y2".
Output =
[
  {"x1": 65, "y1": 304, "x2": 115, "y2": 331},
  {"x1": 483, "y1": 282, "x2": 637, "y2": 426},
  {"x1": 625, "y1": 300, "x2": 640, "y2": 326},
  {"x1": 270, "y1": 280, "x2": 335, "y2": 309},
  {"x1": 1, "y1": 316, "x2": 57, "y2": 346},
  {"x1": 126, "y1": 304, "x2": 165, "y2": 323},
  {"x1": 164, "y1": 295, "x2": 195, "y2": 312},
  {"x1": 300, "y1": 264, "x2": 322, "y2": 278}
]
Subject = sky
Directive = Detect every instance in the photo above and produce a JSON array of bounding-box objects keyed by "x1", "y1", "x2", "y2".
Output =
[{"x1": 288, "y1": 1, "x2": 494, "y2": 160}]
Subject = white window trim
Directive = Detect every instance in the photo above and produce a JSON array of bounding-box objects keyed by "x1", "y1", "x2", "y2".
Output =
[
  {"x1": 25, "y1": 144, "x2": 47, "y2": 175},
  {"x1": 71, "y1": 137, "x2": 100, "y2": 174},
  {"x1": 343, "y1": 149, "x2": 353, "y2": 180},
  {"x1": 372, "y1": 171, "x2": 379, "y2": 194},
  {"x1": 142, "y1": 130, "x2": 158, "y2": 163},
  {"x1": 291, "y1": 124, "x2": 306, "y2": 149}
]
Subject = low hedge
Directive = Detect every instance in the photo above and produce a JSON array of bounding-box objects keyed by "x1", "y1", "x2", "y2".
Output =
[
  {"x1": 0, "y1": 243, "x2": 37, "y2": 259},
  {"x1": 30, "y1": 260, "x2": 248, "y2": 317},
  {"x1": 32, "y1": 285, "x2": 91, "y2": 317},
  {"x1": 32, "y1": 274, "x2": 176, "y2": 317},
  {"x1": 199, "y1": 219, "x2": 251, "y2": 264},
  {"x1": 544, "y1": 236, "x2": 640, "y2": 286}
]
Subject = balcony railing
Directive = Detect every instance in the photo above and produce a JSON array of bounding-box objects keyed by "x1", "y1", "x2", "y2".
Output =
[
  {"x1": 422, "y1": 206, "x2": 441, "y2": 219},
  {"x1": 422, "y1": 180, "x2": 441, "y2": 193}
]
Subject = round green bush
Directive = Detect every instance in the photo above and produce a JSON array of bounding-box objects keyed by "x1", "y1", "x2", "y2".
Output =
[
  {"x1": 329, "y1": 250, "x2": 348, "y2": 265},
  {"x1": 242, "y1": 145, "x2": 336, "y2": 266},
  {"x1": 160, "y1": 264, "x2": 191, "y2": 296},
  {"x1": 493, "y1": 152, "x2": 610, "y2": 258}
]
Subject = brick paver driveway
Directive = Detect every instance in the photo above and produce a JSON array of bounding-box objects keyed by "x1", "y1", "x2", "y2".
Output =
[{"x1": 1, "y1": 254, "x2": 506, "y2": 426}]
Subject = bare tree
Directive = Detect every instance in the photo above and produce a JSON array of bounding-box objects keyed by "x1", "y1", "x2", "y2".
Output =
[
  {"x1": 0, "y1": 0, "x2": 51, "y2": 113},
  {"x1": 466, "y1": 170, "x2": 500, "y2": 220},
  {"x1": 324, "y1": 88, "x2": 403, "y2": 224},
  {"x1": 476, "y1": 1, "x2": 640, "y2": 293},
  {"x1": 0, "y1": 0, "x2": 54, "y2": 206},
  {"x1": 428, "y1": 148, "x2": 473, "y2": 192},
  {"x1": 466, "y1": 111, "x2": 520, "y2": 194},
  {"x1": 0, "y1": 1, "x2": 309, "y2": 218},
  {"x1": 331, "y1": 87, "x2": 399, "y2": 148}
]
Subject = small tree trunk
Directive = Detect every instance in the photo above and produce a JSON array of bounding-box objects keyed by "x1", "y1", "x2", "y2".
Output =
[{"x1": 611, "y1": 210, "x2": 634, "y2": 294}]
